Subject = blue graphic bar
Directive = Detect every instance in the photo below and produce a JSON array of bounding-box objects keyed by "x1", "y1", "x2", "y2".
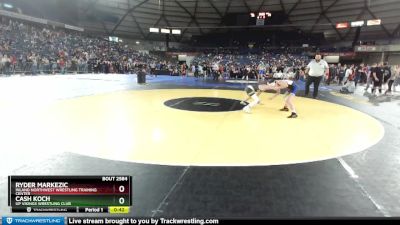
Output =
[{"x1": 2, "y1": 217, "x2": 64, "y2": 225}]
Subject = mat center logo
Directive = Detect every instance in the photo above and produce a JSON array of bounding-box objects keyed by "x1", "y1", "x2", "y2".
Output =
[
  {"x1": 164, "y1": 97, "x2": 245, "y2": 112},
  {"x1": 192, "y1": 101, "x2": 221, "y2": 107}
]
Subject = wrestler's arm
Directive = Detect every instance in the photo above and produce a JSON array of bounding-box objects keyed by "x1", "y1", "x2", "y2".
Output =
[
  {"x1": 269, "y1": 87, "x2": 282, "y2": 100},
  {"x1": 258, "y1": 82, "x2": 276, "y2": 92}
]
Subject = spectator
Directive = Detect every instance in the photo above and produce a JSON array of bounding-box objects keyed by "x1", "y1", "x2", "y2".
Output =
[
  {"x1": 327, "y1": 64, "x2": 337, "y2": 85},
  {"x1": 386, "y1": 65, "x2": 398, "y2": 94},
  {"x1": 340, "y1": 66, "x2": 356, "y2": 94},
  {"x1": 371, "y1": 63, "x2": 384, "y2": 95},
  {"x1": 343, "y1": 65, "x2": 354, "y2": 84}
]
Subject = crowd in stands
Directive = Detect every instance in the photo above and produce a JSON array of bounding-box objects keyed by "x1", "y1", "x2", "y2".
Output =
[
  {"x1": 187, "y1": 51, "x2": 309, "y2": 81},
  {"x1": 0, "y1": 17, "x2": 168, "y2": 75},
  {"x1": 0, "y1": 17, "x2": 311, "y2": 80},
  {"x1": 1, "y1": 16, "x2": 399, "y2": 96}
]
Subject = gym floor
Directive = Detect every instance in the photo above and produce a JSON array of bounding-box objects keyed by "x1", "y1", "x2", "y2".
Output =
[{"x1": 0, "y1": 74, "x2": 399, "y2": 218}]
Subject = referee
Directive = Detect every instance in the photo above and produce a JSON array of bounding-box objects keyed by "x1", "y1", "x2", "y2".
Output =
[{"x1": 304, "y1": 53, "x2": 329, "y2": 99}]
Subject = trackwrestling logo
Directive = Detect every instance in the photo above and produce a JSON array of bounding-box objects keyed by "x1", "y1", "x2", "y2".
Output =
[{"x1": 2, "y1": 217, "x2": 65, "y2": 225}]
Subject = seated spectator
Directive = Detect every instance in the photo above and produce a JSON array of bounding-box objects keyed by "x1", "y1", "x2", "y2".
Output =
[{"x1": 340, "y1": 68, "x2": 356, "y2": 94}]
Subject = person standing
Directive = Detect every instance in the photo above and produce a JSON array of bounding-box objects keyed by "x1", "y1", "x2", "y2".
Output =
[
  {"x1": 304, "y1": 53, "x2": 329, "y2": 99},
  {"x1": 212, "y1": 62, "x2": 219, "y2": 81},
  {"x1": 393, "y1": 65, "x2": 400, "y2": 92},
  {"x1": 343, "y1": 64, "x2": 354, "y2": 84},
  {"x1": 383, "y1": 62, "x2": 392, "y2": 93},
  {"x1": 364, "y1": 65, "x2": 373, "y2": 92},
  {"x1": 327, "y1": 64, "x2": 337, "y2": 85},
  {"x1": 385, "y1": 65, "x2": 398, "y2": 95},
  {"x1": 10, "y1": 55, "x2": 17, "y2": 75},
  {"x1": 198, "y1": 64, "x2": 203, "y2": 78},
  {"x1": 257, "y1": 61, "x2": 266, "y2": 81},
  {"x1": 203, "y1": 64, "x2": 208, "y2": 79},
  {"x1": 2, "y1": 54, "x2": 10, "y2": 76},
  {"x1": 150, "y1": 62, "x2": 156, "y2": 76},
  {"x1": 31, "y1": 54, "x2": 38, "y2": 75},
  {"x1": 338, "y1": 64, "x2": 346, "y2": 85},
  {"x1": 242, "y1": 65, "x2": 251, "y2": 80},
  {"x1": 192, "y1": 64, "x2": 197, "y2": 78},
  {"x1": 355, "y1": 63, "x2": 365, "y2": 87},
  {"x1": 371, "y1": 63, "x2": 384, "y2": 95}
]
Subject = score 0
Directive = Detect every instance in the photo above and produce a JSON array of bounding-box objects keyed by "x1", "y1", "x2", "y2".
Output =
[{"x1": 117, "y1": 185, "x2": 127, "y2": 205}]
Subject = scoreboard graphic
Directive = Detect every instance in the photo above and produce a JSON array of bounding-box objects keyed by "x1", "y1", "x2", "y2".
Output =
[{"x1": 8, "y1": 176, "x2": 132, "y2": 213}]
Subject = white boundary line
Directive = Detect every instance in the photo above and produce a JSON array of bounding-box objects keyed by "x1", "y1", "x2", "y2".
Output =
[
  {"x1": 151, "y1": 167, "x2": 190, "y2": 217},
  {"x1": 338, "y1": 157, "x2": 390, "y2": 217}
]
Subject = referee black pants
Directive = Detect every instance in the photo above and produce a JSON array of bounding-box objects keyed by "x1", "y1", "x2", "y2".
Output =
[{"x1": 305, "y1": 76, "x2": 323, "y2": 98}]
